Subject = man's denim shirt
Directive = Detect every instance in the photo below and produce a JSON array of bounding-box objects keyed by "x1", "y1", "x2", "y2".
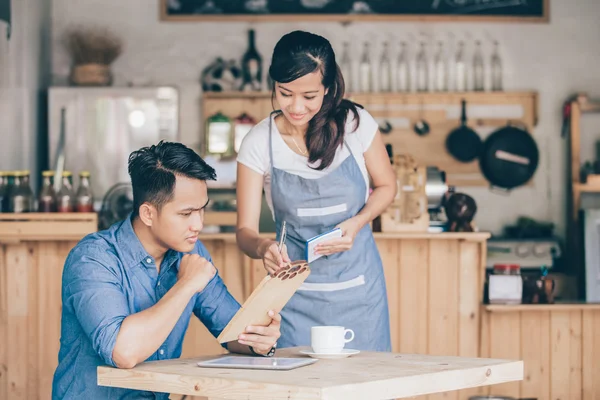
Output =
[{"x1": 51, "y1": 215, "x2": 241, "y2": 399}]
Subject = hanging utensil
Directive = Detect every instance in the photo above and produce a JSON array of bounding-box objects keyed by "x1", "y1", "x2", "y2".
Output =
[
  {"x1": 445, "y1": 99, "x2": 482, "y2": 162},
  {"x1": 478, "y1": 122, "x2": 539, "y2": 192},
  {"x1": 413, "y1": 96, "x2": 430, "y2": 136}
]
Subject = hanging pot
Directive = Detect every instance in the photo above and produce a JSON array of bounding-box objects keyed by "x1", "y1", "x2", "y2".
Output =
[
  {"x1": 479, "y1": 123, "x2": 539, "y2": 191},
  {"x1": 445, "y1": 99, "x2": 483, "y2": 162}
]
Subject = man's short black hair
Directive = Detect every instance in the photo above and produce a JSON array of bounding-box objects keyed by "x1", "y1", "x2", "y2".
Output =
[{"x1": 127, "y1": 140, "x2": 216, "y2": 217}]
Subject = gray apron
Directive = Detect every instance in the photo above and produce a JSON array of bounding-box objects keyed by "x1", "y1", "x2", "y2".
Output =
[{"x1": 268, "y1": 111, "x2": 392, "y2": 352}]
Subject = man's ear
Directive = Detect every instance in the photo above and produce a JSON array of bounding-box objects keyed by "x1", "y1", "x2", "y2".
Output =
[{"x1": 138, "y1": 203, "x2": 155, "y2": 227}]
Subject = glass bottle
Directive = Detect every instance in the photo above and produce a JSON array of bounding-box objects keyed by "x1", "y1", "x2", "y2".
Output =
[
  {"x1": 455, "y1": 41, "x2": 467, "y2": 92},
  {"x1": 396, "y1": 41, "x2": 410, "y2": 92},
  {"x1": 473, "y1": 40, "x2": 485, "y2": 91},
  {"x1": 38, "y1": 170, "x2": 57, "y2": 212},
  {"x1": 415, "y1": 42, "x2": 428, "y2": 92},
  {"x1": 379, "y1": 41, "x2": 392, "y2": 92},
  {"x1": 2, "y1": 172, "x2": 14, "y2": 212},
  {"x1": 358, "y1": 42, "x2": 371, "y2": 93},
  {"x1": 491, "y1": 41, "x2": 503, "y2": 91},
  {"x1": 0, "y1": 172, "x2": 6, "y2": 212},
  {"x1": 76, "y1": 171, "x2": 94, "y2": 212},
  {"x1": 340, "y1": 42, "x2": 352, "y2": 93},
  {"x1": 240, "y1": 29, "x2": 262, "y2": 92},
  {"x1": 433, "y1": 41, "x2": 447, "y2": 92},
  {"x1": 10, "y1": 170, "x2": 33, "y2": 213},
  {"x1": 57, "y1": 171, "x2": 74, "y2": 213}
]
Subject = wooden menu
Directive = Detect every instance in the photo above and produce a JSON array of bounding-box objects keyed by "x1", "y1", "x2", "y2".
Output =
[{"x1": 217, "y1": 260, "x2": 310, "y2": 344}]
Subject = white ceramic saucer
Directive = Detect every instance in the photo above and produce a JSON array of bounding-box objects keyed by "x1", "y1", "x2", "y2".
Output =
[{"x1": 299, "y1": 349, "x2": 360, "y2": 359}]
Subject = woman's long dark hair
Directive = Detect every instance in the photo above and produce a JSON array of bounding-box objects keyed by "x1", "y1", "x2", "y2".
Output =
[{"x1": 269, "y1": 30, "x2": 362, "y2": 171}]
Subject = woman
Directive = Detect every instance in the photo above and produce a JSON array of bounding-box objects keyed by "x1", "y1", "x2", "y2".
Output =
[{"x1": 235, "y1": 30, "x2": 397, "y2": 352}]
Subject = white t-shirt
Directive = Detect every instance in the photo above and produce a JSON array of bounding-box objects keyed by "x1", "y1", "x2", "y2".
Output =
[{"x1": 237, "y1": 108, "x2": 379, "y2": 218}]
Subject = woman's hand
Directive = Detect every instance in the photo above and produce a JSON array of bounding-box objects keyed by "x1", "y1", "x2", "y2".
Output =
[
  {"x1": 314, "y1": 216, "x2": 365, "y2": 257},
  {"x1": 258, "y1": 240, "x2": 291, "y2": 276}
]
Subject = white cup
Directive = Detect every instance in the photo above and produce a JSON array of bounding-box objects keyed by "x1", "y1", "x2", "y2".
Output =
[{"x1": 311, "y1": 326, "x2": 355, "y2": 354}]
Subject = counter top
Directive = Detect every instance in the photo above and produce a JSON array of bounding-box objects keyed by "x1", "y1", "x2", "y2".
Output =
[
  {"x1": 484, "y1": 303, "x2": 600, "y2": 312},
  {"x1": 197, "y1": 231, "x2": 492, "y2": 242}
]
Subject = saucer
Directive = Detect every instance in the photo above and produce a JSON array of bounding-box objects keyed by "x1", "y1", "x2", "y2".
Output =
[{"x1": 299, "y1": 349, "x2": 360, "y2": 359}]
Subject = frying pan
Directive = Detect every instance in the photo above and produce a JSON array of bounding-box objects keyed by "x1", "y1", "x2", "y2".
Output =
[
  {"x1": 479, "y1": 123, "x2": 539, "y2": 191},
  {"x1": 445, "y1": 99, "x2": 482, "y2": 162}
]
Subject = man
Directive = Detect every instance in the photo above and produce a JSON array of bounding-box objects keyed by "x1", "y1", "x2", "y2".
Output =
[{"x1": 52, "y1": 141, "x2": 280, "y2": 399}]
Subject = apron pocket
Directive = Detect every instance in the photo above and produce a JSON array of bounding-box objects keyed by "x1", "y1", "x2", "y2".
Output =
[
  {"x1": 297, "y1": 203, "x2": 347, "y2": 217},
  {"x1": 297, "y1": 275, "x2": 365, "y2": 292}
]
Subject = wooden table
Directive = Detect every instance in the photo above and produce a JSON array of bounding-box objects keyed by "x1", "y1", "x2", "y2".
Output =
[{"x1": 97, "y1": 347, "x2": 523, "y2": 399}]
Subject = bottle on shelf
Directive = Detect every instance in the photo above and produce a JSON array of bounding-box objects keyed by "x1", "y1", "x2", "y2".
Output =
[
  {"x1": 57, "y1": 171, "x2": 74, "y2": 213},
  {"x1": 433, "y1": 41, "x2": 447, "y2": 92},
  {"x1": 415, "y1": 42, "x2": 428, "y2": 92},
  {"x1": 379, "y1": 41, "x2": 392, "y2": 93},
  {"x1": 0, "y1": 172, "x2": 7, "y2": 212},
  {"x1": 2, "y1": 171, "x2": 14, "y2": 212},
  {"x1": 75, "y1": 171, "x2": 94, "y2": 212},
  {"x1": 454, "y1": 41, "x2": 467, "y2": 92},
  {"x1": 340, "y1": 41, "x2": 352, "y2": 93},
  {"x1": 9, "y1": 170, "x2": 34, "y2": 213},
  {"x1": 396, "y1": 41, "x2": 410, "y2": 92},
  {"x1": 473, "y1": 40, "x2": 485, "y2": 91},
  {"x1": 358, "y1": 42, "x2": 371, "y2": 93},
  {"x1": 240, "y1": 29, "x2": 262, "y2": 92},
  {"x1": 491, "y1": 41, "x2": 503, "y2": 91},
  {"x1": 38, "y1": 170, "x2": 57, "y2": 212}
]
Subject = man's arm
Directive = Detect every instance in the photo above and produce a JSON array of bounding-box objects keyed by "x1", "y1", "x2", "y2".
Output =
[
  {"x1": 65, "y1": 248, "x2": 215, "y2": 369},
  {"x1": 192, "y1": 243, "x2": 280, "y2": 356}
]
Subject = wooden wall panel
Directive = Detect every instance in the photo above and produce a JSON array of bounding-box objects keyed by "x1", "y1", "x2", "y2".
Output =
[{"x1": 484, "y1": 309, "x2": 600, "y2": 400}]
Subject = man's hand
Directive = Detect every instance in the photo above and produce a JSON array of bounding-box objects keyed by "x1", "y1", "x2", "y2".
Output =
[
  {"x1": 237, "y1": 310, "x2": 281, "y2": 355},
  {"x1": 177, "y1": 254, "x2": 217, "y2": 292}
]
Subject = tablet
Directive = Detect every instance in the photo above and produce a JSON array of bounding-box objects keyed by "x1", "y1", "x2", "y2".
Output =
[
  {"x1": 306, "y1": 228, "x2": 342, "y2": 263},
  {"x1": 197, "y1": 356, "x2": 318, "y2": 371}
]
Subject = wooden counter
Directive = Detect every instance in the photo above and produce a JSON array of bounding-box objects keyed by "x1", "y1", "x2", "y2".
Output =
[
  {"x1": 481, "y1": 303, "x2": 600, "y2": 399},
  {"x1": 0, "y1": 213, "x2": 98, "y2": 400}
]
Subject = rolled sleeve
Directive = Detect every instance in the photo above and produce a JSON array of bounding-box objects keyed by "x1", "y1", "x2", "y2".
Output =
[
  {"x1": 192, "y1": 242, "x2": 240, "y2": 340},
  {"x1": 63, "y1": 247, "x2": 129, "y2": 367}
]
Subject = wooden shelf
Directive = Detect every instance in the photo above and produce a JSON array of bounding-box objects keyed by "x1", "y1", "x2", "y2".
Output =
[
  {"x1": 573, "y1": 183, "x2": 600, "y2": 192},
  {"x1": 485, "y1": 303, "x2": 600, "y2": 312},
  {"x1": 0, "y1": 212, "x2": 98, "y2": 242}
]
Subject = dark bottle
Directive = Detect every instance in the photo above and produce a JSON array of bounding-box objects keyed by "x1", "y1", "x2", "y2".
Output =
[
  {"x1": 2, "y1": 172, "x2": 14, "y2": 212},
  {"x1": 38, "y1": 170, "x2": 57, "y2": 212},
  {"x1": 10, "y1": 170, "x2": 34, "y2": 213},
  {"x1": 57, "y1": 171, "x2": 74, "y2": 213},
  {"x1": 240, "y1": 29, "x2": 262, "y2": 92},
  {"x1": 0, "y1": 172, "x2": 7, "y2": 212},
  {"x1": 75, "y1": 171, "x2": 94, "y2": 212}
]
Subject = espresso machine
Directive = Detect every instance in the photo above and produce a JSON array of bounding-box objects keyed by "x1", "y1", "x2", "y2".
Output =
[{"x1": 425, "y1": 166, "x2": 452, "y2": 232}]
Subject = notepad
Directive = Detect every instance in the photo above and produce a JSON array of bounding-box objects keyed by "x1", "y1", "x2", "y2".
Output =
[{"x1": 306, "y1": 228, "x2": 342, "y2": 263}]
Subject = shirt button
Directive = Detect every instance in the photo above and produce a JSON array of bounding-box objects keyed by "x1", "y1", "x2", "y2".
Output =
[
  {"x1": 146, "y1": 258, "x2": 152, "y2": 264},
  {"x1": 157, "y1": 281, "x2": 161, "y2": 287},
  {"x1": 159, "y1": 349, "x2": 165, "y2": 355}
]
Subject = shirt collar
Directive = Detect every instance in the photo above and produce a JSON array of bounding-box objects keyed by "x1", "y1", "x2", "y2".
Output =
[{"x1": 114, "y1": 213, "x2": 181, "y2": 271}]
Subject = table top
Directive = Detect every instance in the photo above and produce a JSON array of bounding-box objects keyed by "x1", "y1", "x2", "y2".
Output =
[{"x1": 97, "y1": 347, "x2": 523, "y2": 400}]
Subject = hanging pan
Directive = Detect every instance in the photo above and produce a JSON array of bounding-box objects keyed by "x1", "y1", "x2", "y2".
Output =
[
  {"x1": 479, "y1": 122, "x2": 539, "y2": 192},
  {"x1": 445, "y1": 99, "x2": 483, "y2": 162}
]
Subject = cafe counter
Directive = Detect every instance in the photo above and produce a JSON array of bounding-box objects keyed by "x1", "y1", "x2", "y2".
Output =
[{"x1": 1, "y1": 214, "x2": 598, "y2": 400}]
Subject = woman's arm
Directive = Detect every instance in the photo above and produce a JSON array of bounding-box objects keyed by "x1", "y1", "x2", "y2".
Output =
[
  {"x1": 236, "y1": 163, "x2": 290, "y2": 274},
  {"x1": 354, "y1": 129, "x2": 398, "y2": 228}
]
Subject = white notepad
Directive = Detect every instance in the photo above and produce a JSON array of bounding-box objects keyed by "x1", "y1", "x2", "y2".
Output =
[{"x1": 305, "y1": 228, "x2": 342, "y2": 263}]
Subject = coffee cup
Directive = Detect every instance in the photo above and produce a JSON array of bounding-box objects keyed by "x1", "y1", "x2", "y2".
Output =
[{"x1": 311, "y1": 326, "x2": 354, "y2": 354}]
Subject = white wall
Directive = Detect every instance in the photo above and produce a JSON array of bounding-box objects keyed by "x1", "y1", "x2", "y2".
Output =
[
  {"x1": 0, "y1": 0, "x2": 51, "y2": 191},
  {"x1": 49, "y1": 0, "x2": 600, "y2": 238}
]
